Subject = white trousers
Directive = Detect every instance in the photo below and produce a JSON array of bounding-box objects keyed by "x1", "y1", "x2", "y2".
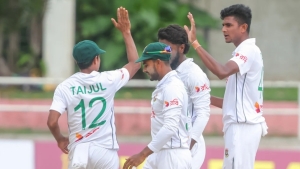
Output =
[
  {"x1": 222, "y1": 123, "x2": 263, "y2": 169},
  {"x1": 191, "y1": 135, "x2": 206, "y2": 169},
  {"x1": 69, "y1": 143, "x2": 119, "y2": 169},
  {"x1": 143, "y1": 149, "x2": 192, "y2": 169}
]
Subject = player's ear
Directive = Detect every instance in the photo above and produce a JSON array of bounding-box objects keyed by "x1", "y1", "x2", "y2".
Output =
[
  {"x1": 179, "y1": 44, "x2": 185, "y2": 54},
  {"x1": 155, "y1": 59, "x2": 163, "y2": 66},
  {"x1": 153, "y1": 59, "x2": 160, "y2": 69},
  {"x1": 240, "y1": 23, "x2": 248, "y2": 33},
  {"x1": 93, "y1": 55, "x2": 99, "y2": 64}
]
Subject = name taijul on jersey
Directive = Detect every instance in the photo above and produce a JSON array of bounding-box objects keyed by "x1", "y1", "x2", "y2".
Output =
[{"x1": 70, "y1": 83, "x2": 107, "y2": 95}]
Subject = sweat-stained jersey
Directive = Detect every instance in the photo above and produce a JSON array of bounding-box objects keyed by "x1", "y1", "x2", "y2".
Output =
[{"x1": 50, "y1": 68, "x2": 129, "y2": 152}]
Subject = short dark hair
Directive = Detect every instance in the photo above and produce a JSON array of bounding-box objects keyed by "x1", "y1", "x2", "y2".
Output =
[
  {"x1": 151, "y1": 59, "x2": 170, "y2": 65},
  {"x1": 76, "y1": 56, "x2": 97, "y2": 69},
  {"x1": 157, "y1": 24, "x2": 190, "y2": 54},
  {"x1": 220, "y1": 4, "x2": 252, "y2": 33}
]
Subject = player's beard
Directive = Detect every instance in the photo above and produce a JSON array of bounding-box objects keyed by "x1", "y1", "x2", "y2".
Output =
[
  {"x1": 170, "y1": 51, "x2": 180, "y2": 70},
  {"x1": 148, "y1": 66, "x2": 159, "y2": 81}
]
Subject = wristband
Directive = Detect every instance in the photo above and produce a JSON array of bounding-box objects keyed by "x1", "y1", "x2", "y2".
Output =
[{"x1": 192, "y1": 40, "x2": 201, "y2": 49}]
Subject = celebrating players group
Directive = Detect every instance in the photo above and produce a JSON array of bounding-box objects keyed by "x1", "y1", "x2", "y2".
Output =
[{"x1": 47, "y1": 4, "x2": 268, "y2": 169}]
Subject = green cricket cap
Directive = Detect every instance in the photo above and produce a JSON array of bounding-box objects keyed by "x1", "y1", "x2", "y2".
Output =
[
  {"x1": 73, "y1": 40, "x2": 106, "y2": 63},
  {"x1": 135, "y1": 42, "x2": 171, "y2": 63}
]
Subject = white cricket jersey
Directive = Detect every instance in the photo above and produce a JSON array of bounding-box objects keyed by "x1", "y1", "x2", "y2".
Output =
[
  {"x1": 223, "y1": 38, "x2": 265, "y2": 132},
  {"x1": 176, "y1": 58, "x2": 210, "y2": 143},
  {"x1": 50, "y1": 68, "x2": 130, "y2": 152},
  {"x1": 148, "y1": 70, "x2": 189, "y2": 153}
]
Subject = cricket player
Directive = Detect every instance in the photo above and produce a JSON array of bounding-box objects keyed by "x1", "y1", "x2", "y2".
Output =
[
  {"x1": 47, "y1": 7, "x2": 141, "y2": 169},
  {"x1": 158, "y1": 24, "x2": 211, "y2": 169},
  {"x1": 184, "y1": 4, "x2": 268, "y2": 169},
  {"x1": 123, "y1": 42, "x2": 192, "y2": 169}
]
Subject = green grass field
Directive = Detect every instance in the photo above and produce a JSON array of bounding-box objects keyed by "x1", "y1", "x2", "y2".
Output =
[{"x1": 0, "y1": 87, "x2": 298, "y2": 101}]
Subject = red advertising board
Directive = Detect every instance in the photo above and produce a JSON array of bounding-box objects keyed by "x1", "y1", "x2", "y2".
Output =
[{"x1": 35, "y1": 142, "x2": 300, "y2": 169}]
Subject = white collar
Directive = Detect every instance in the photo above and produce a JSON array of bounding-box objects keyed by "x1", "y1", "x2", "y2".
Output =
[{"x1": 157, "y1": 70, "x2": 177, "y2": 88}]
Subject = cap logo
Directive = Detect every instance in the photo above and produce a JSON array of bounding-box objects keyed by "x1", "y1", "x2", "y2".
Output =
[{"x1": 146, "y1": 45, "x2": 172, "y2": 54}]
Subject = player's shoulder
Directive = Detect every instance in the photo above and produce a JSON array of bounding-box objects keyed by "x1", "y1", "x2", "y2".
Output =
[
  {"x1": 56, "y1": 74, "x2": 76, "y2": 88},
  {"x1": 236, "y1": 40, "x2": 261, "y2": 55},
  {"x1": 102, "y1": 68, "x2": 128, "y2": 78},
  {"x1": 166, "y1": 75, "x2": 186, "y2": 92},
  {"x1": 54, "y1": 73, "x2": 86, "y2": 92},
  {"x1": 184, "y1": 61, "x2": 209, "y2": 83},
  {"x1": 60, "y1": 73, "x2": 81, "y2": 85}
]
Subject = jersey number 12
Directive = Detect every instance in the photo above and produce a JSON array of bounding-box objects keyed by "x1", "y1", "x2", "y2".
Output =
[{"x1": 74, "y1": 97, "x2": 106, "y2": 130}]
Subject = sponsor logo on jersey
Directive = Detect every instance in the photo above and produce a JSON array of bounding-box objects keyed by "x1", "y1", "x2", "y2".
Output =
[
  {"x1": 75, "y1": 133, "x2": 83, "y2": 142},
  {"x1": 164, "y1": 101, "x2": 169, "y2": 107},
  {"x1": 195, "y1": 83, "x2": 210, "y2": 92},
  {"x1": 170, "y1": 99, "x2": 178, "y2": 105},
  {"x1": 75, "y1": 127, "x2": 100, "y2": 142},
  {"x1": 235, "y1": 52, "x2": 247, "y2": 63},
  {"x1": 255, "y1": 102, "x2": 263, "y2": 113},
  {"x1": 164, "y1": 99, "x2": 179, "y2": 107}
]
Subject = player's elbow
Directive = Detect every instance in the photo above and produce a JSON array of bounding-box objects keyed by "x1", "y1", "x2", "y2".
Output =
[
  {"x1": 215, "y1": 71, "x2": 227, "y2": 80},
  {"x1": 163, "y1": 121, "x2": 180, "y2": 133},
  {"x1": 127, "y1": 62, "x2": 141, "y2": 79},
  {"x1": 47, "y1": 117, "x2": 58, "y2": 129},
  {"x1": 216, "y1": 69, "x2": 231, "y2": 80}
]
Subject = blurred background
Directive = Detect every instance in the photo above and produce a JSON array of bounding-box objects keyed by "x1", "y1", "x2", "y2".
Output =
[{"x1": 0, "y1": 0, "x2": 299, "y2": 169}]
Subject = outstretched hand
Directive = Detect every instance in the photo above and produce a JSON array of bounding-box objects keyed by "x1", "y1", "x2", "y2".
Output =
[
  {"x1": 111, "y1": 7, "x2": 131, "y2": 34},
  {"x1": 184, "y1": 12, "x2": 197, "y2": 44}
]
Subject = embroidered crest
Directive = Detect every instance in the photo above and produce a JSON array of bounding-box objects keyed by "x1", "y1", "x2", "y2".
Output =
[{"x1": 225, "y1": 149, "x2": 229, "y2": 157}]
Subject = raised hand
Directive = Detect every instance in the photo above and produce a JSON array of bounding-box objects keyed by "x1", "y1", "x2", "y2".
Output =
[
  {"x1": 184, "y1": 12, "x2": 197, "y2": 44},
  {"x1": 111, "y1": 7, "x2": 131, "y2": 34}
]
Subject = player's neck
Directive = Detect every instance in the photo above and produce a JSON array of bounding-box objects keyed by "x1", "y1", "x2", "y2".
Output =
[
  {"x1": 234, "y1": 34, "x2": 250, "y2": 47},
  {"x1": 174, "y1": 55, "x2": 187, "y2": 69},
  {"x1": 179, "y1": 55, "x2": 187, "y2": 65},
  {"x1": 80, "y1": 68, "x2": 97, "y2": 74},
  {"x1": 158, "y1": 67, "x2": 172, "y2": 81}
]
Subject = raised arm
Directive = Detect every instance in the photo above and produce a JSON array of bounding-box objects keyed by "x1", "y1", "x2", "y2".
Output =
[
  {"x1": 184, "y1": 12, "x2": 239, "y2": 80},
  {"x1": 111, "y1": 7, "x2": 141, "y2": 79}
]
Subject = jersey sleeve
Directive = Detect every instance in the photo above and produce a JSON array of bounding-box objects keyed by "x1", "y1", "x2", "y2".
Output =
[
  {"x1": 107, "y1": 68, "x2": 130, "y2": 92},
  {"x1": 188, "y1": 73, "x2": 210, "y2": 142},
  {"x1": 148, "y1": 86, "x2": 184, "y2": 152},
  {"x1": 230, "y1": 47, "x2": 254, "y2": 75},
  {"x1": 50, "y1": 84, "x2": 67, "y2": 114}
]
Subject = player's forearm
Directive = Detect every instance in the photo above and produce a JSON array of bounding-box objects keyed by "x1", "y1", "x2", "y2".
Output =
[
  {"x1": 211, "y1": 96, "x2": 223, "y2": 108},
  {"x1": 194, "y1": 45, "x2": 227, "y2": 79},
  {"x1": 148, "y1": 102, "x2": 181, "y2": 152},
  {"x1": 122, "y1": 32, "x2": 141, "y2": 79},
  {"x1": 47, "y1": 121, "x2": 64, "y2": 142},
  {"x1": 190, "y1": 113, "x2": 209, "y2": 143},
  {"x1": 122, "y1": 32, "x2": 139, "y2": 63},
  {"x1": 148, "y1": 126, "x2": 175, "y2": 152},
  {"x1": 139, "y1": 146, "x2": 153, "y2": 159}
]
